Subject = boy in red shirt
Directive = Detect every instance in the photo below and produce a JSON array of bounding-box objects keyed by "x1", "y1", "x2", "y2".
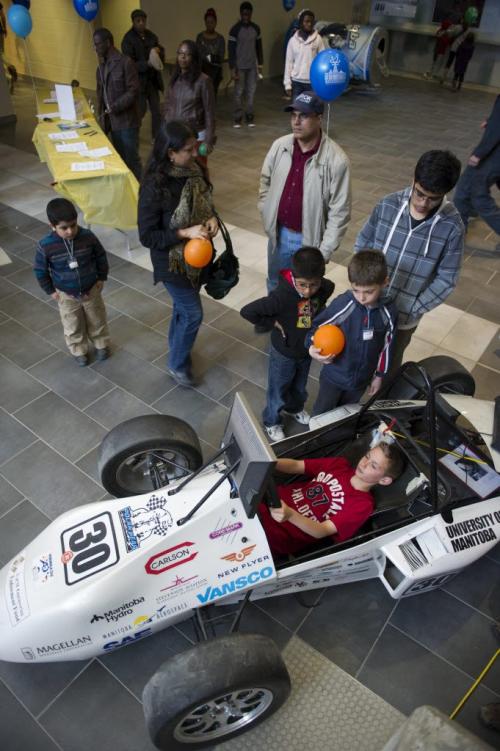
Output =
[{"x1": 259, "y1": 441, "x2": 405, "y2": 556}]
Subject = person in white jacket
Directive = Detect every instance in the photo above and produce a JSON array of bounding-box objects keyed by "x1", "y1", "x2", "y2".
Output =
[{"x1": 284, "y1": 9, "x2": 324, "y2": 101}]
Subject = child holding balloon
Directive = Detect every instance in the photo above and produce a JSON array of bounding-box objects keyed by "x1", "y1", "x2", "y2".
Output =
[{"x1": 308, "y1": 250, "x2": 397, "y2": 416}]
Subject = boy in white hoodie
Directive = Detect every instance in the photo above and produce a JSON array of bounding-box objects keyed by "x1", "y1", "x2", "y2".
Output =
[{"x1": 284, "y1": 9, "x2": 324, "y2": 101}]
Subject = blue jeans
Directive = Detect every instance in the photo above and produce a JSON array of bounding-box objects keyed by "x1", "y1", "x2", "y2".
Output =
[
  {"x1": 312, "y1": 370, "x2": 364, "y2": 417},
  {"x1": 233, "y1": 66, "x2": 258, "y2": 121},
  {"x1": 267, "y1": 225, "x2": 303, "y2": 292},
  {"x1": 263, "y1": 345, "x2": 310, "y2": 426},
  {"x1": 163, "y1": 282, "x2": 203, "y2": 372},
  {"x1": 111, "y1": 127, "x2": 142, "y2": 181},
  {"x1": 453, "y1": 163, "x2": 500, "y2": 235}
]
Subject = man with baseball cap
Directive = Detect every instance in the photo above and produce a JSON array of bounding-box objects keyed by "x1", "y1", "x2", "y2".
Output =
[
  {"x1": 121, "y1": 9, "x2": 165, "y2": 140},
  {"x1": 258, "y1": 91, "x2": 351, "y2": 296}
]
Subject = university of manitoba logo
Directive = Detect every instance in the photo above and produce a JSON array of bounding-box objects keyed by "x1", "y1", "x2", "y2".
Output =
[{"x1": 325, "y1": 56, "x2": 347, "y2": 85}]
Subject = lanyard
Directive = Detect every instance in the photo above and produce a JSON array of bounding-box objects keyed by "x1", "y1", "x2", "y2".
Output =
[{"x1": 63, "y1": 238, "x2": 75, "y2": 261}]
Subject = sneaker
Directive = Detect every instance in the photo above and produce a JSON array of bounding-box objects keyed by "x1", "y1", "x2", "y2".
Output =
[
  {"x1": 95, "y1": 347, "x2": 110, "y2": 361},
  {"x1": 233, "y1": 120, "x2": 242, "y2": 129},
  {"x1": 167, "y1": 367, "x2": 195, "y2": 388},
  {"x1": 246, "y1": 115, "x2": 256, "y2": 128},
  {"x1": 265, "y1": 424, "x2": 286, "y2": 442},
  {"x1": 75, "y1": 354, "x2": 88, "y2": 367},
  {"x1": 282, "y1": 409, "x2": 310, "y2": 425}
]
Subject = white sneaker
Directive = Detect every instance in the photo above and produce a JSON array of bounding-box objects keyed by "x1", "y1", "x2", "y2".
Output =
[
  {"x1": 282, "y1": 409, "x2": 310, "y2": 425},
  {"x1": 265, "y1": 424, "x2": 286, "y2": 442}
]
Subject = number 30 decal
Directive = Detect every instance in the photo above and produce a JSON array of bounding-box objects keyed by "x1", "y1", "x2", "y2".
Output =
[{"x1": 61, "y1": 512, "x2": 119, "y2": 585}]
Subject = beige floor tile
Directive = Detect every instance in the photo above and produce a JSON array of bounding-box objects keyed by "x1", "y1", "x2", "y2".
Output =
[
  {"x1": 440, "y1": 312, "x2": 499, "y2": 361},
  {"x1": 415, "y1": 304, "x2": 464, "y2": 346},
  {"x1": 403, "y1": 336, "x2": 436, "y2": 363}
]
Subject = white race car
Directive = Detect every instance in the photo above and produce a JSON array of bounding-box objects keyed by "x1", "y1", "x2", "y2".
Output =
[{"x1": 1, "y1": 357, "x2": 499, "y2": 749}]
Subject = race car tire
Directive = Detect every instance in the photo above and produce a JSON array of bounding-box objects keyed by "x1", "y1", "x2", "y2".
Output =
[
  {"x1": 98, "y1": 415, "x2": 203, "y2": 497},
  {"x1": 387, "y1": 356, "x2": 475, "y2": 400},
  {"x1": 143, "y1": 633, "x2": 291, "y2": 750}
]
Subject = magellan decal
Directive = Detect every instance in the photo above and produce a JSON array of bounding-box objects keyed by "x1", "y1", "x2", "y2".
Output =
[{"x1": 145, "y1": 541, "x2": 197, "y2": 575}]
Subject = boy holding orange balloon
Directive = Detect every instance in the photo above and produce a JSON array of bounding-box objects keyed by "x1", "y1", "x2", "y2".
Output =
[
  {"x1": 240, "y1": 247, "x2": 334, "y2": 442},
  {"x1": 308, "y1": 250, "x2": 397, "y2": 416}
]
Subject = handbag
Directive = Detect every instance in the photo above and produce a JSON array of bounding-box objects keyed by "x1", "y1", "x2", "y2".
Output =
[{"x1": 204, "y1": 214, "x2": 240, "y2": 300}]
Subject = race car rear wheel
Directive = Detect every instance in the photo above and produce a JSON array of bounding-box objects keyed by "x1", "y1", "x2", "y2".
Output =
[
  {"x1": 387, "y1": 355, "x2": 475, "y2": 400},
  {"x1": 143, "y1": 633, "x2": 291, "y2": 750},
  {"x1": 98, "y1": 415, "x2": 203, "y2": 497}
]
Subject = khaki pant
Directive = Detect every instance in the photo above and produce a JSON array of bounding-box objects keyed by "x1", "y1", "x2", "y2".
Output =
[{"x1": 57, "y1": 284, "x2": 110, "y2": 357}]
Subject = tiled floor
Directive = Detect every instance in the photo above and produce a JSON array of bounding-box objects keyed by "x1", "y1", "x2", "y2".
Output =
[{"x1": 0, "y1": 75, "x2": 499, "y2": 750}]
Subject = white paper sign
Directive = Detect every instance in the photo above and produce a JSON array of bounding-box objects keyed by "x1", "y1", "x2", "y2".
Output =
[
  {"x1": 48, "y1": 131, "x2": 79, "y2": 141},
  {"x1": 71, "y1": 161, "x2": 105, "y2": 172},
  {"x1": 79, "y1": 147, "x2": 112, "y2": 158},
  {"x1": 43, "y1": 97, "x2": 58, "y2": 104},
  {"x1": 56, "y1": 142, "x2": 88, "y2": 153},
  {"x1": 55, "y1": 84, "x2": 77, "y2": 122},
  {"x1": 37, "y1": 111, "x2": 60, "y2": 119}
]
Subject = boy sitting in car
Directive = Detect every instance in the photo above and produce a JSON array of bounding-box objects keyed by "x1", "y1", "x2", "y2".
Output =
[{"x1": 259, "y1": 442, "x2": 405, "y2": 556}]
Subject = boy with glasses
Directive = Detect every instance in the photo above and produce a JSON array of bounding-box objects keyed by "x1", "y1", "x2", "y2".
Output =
[{"x1": 354, "y1": 150, "x2": 464, "y2": 376}]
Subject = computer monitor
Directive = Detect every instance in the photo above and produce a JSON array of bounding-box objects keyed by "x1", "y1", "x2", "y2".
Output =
[{"x1": 222, "y1": 392, "x2": 277, "y2": 517}]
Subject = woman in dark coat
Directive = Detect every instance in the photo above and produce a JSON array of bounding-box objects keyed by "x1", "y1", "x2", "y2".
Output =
[
  {"x1": 138, "y1": 120, "x2": 218, "y2": 386},
  {"x1": 196, "y1": 8, "x2": 225, "y2": 98}
]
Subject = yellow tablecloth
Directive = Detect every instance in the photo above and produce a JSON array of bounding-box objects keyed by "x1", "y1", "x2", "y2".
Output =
[{"x1": 32, "y1": 90, "x2": 138, "y2": 231}]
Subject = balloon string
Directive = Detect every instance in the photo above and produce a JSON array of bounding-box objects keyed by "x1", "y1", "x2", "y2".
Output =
[
  {"x1": 326, "y1": 103, "x2": 331, "y2": 137},
  {"x1": 22, "y1": 37, "x2": 40, "y2": 114}
]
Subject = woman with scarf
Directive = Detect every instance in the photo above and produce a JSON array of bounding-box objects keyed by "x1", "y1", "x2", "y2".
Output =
[
  {"x1": 138, "y1": 120, "x2": 218, "y2": 387},
  {"x1": 163, "y1": 39, "x2": 216, "y2": 159},
  {"x1": 284, "y1": 9, "x2": 324, "y2": 101}
]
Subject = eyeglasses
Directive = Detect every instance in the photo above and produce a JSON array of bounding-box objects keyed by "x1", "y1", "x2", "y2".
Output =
[
  {"x1": 290, "y1": 112, "x2": 314, "y2": 122},
  {"x1": 412, "y1": 184, "x2": 444, "y2": 206},
  {"x1": 294, "y1": 279, "x2": 321, "y2": 291}
]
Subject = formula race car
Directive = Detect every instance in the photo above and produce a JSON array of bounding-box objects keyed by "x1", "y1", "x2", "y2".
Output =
[{"x1": 1, "y1": 357, "x2": 499, "y2": 749}]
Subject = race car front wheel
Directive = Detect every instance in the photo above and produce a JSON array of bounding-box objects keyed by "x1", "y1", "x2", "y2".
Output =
[
  {"x1": 98, "y1": 415, "x2": 203, "y2": 497},
  {"x1": 143, "y1": 633, "x2": 291, "y2": 750},
  {"x1": 387, "y1": 355, "x2": 475, "y2": 400}
]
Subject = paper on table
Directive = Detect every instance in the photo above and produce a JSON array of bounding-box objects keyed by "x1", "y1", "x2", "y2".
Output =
[
  {"x1": 71, "y1": 161, "x2": 105, "y2": 172},
  {"x1": 79, "y1": 147, "x2": 112, "y2": 158},
  {"x1": 55, "y1": 84, "x2": 77, "y2": 122},
  {"x1": 48, "y1": 131, "x2": 79, "y2": 140},
  {"x1": 43, "y1": 98, "x2": 58, "y2": 104},
  {"x1": 37, "y1": 111, "x2": 60, "y2": 119},
  {"x1": 56, "y1": 142, "x2": 88, "y2": 152}
]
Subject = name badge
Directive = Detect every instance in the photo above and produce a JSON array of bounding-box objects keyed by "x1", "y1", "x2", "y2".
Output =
[{"x1": 363, "y1": 329, "x2": 374, "y2": 340}]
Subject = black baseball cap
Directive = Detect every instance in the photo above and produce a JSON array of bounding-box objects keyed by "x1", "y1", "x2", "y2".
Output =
[{"x1": 284, "y1": 91, "x2": 324, "y2": 115}]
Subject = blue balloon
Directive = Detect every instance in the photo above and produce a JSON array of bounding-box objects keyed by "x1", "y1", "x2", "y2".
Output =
[
  {"x1": 73, "y1": 0, "x2": 99, "y2": 22},
  {"x1": 283, "y1": 0, "x2": 296, "y2": 9},
  {"x1": 13, "y1": 0, "x2": 31, "y2": 8},
  {"x1": 310, "y1": 49, "x2": 350, "y2": 102},
  {"x1": 7, "y1": 4, "x2": 32, "y2": 38}
]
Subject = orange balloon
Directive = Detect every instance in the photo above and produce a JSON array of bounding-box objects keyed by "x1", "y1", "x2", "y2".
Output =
[
  {"x1": 184, "y1": 238, "x2": 213, "y2": 268},
  {"x1": 313, "y1": 324, "x2": 345, "y2": 356}
]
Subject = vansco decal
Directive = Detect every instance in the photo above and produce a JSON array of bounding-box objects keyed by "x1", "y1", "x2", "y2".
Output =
[
  {"x1": 119, "y1": 494, "x2": 173, "y2": 552},
  {"x1": 102, "y1": 627, "x2": 153, "y2": 652},
  {"x1": 145, "y1": 542, "x2": 197, "y2": 575},
  {"x1": 196, "y1": 566, "x2": 274, "y2": 604},
  {"x1": 60, "y1": 512, "x2": 119, "y2": 586}
]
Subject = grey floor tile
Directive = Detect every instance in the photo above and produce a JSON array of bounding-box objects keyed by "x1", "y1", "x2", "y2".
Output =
[
  {"x1": 190, "y1": 322, "x2": 235, "y2": 360},
  {"x1": 256, "y1": 589, "x2": 324, "y2": 632},
  {"x1": 152, "y1": 388, "x2": 229, "y2": 445},
  {"x1": 0, "y1": 681, "x2": 60, "y2": 751},
  {"x1": 37, "y1": 320, "x2": 67, "y2": 351},
  {"x1": 478, "y1": 330, "x2": 500, "y2": 371},
  {"x1": 108, "y1": 314, "x2": 167, "y2": 362},
  {"x1": 200, "y1": 294, "x2": 227, "y2": 323},
  {"x1": 487, "y1": 541, "x2": 500, "y2": 565},
  {"x1": 91, "y1": 349, "x2": 174, "y2": 405},
  {"x1": 105, "y1": 286, "x2": 169, "y2": 327},
  {"x1": 297, "y1": 578, "x2": 396, "y2": 676},
  {"x1": 221, "y1": 378, "x2": 267, "y2": 418},
  {"x1": 0, "y1": 408, "x2": 36, "y2": 465},
  {"x1": 0, "y1": 275, "x2": 19, "y2": 300},
  {"x1": 443, "y1": 555, "x2": 500, "y2": 620},
  {"x1": 0, "y1": 500, "x2": 50, "y2": 563},
  {"x1": 470, "y1": 364, "x2": 500, "y2": 401},
  {"x1": 0, "y1": 252, "x2": 30, "y2": 277},
  {"x1": 1, "y1": 441, "x2": 103, "y2": 519},
  {"x1": 0, "y1": 473, "x2": 23, "y2": 517},
  {"x1": 15, "y1": 392, "x2": 106, "y2": 463},
  {"x1": 109, "y1": 263, "x2": 157, "y2": 295},
  {"x1": 390, "y1": 588, "x2": 500, "y2": 692},
  {"x1": 29, "y1": 351, "x2": 114, "y2": 409},
  {"x1": 84, "y1": 387, "x2": 156, "y2": 430},
  {"x1": 39, "y1": 661, "x2": 155, "y2": 751},
  {"x1": 210, "y1": 308, "x2": 270, "y2": 351},
  {"x1": 0, "y1": 290, "x2": 59, "y2": 332},
  {"x1": 191, "y1": 356, "x2": 243, "y2": 401},
  {"x1": 0, "y1": 355, "x2": 48, "y2": 413},
  {"x1": 0, "y1": 319, "x2": 57, "y2": 368},
  {"x1": 217, "y1": 341, "x2": 269, "y2": 388},
  {"x1": 5, "y1": 266, "x2": 51, "y2": 301},
  {"x1": 0, "y1": 226, "x2": 34, "y2": 254},
  {"x1": 75, "y1": 445, "x2": 101, "y2": 485}
]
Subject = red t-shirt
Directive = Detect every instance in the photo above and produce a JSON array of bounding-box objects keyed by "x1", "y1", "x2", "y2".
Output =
[{"x1": 259, "y1": 457, "x2": 374, "y2": 555}]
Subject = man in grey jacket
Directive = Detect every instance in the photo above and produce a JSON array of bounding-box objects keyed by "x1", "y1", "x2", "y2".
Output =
[
  {"x1": 354, "y1": 150, "x2": 463, "y2": 376},
  {"x1": 259, "y1": 91, "x2": 351, "y2": 297}
]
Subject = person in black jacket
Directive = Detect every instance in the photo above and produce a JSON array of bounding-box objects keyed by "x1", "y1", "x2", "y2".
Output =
[
  {"x1": 240, "y1": 247, "x2": 334, "y2": 442},
  {"x1": 307, "y1": 250, "x2": 397, "y2": 416},
  {"x1": 453, "y1": 95, "x2": 500, "y2": 238},
  {"x1": 138, "y1": 120, "x2": 218, "y2": 387},
  {"x1": 228, "y1": 1, "x2": 263, "y2": 127},
  {"x1": 121, "y1": 9, "x2": 165, "y2": 139}
]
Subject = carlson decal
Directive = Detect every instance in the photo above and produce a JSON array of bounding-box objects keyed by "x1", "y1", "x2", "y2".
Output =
[
  {"x1": 60, "y1": 511, "x2": 119, "y2": 586},
  {"x1": 119, "y1": 494, "x2": 173, "y2": 552},
  {"x1": 145, "y1": 541, "x2": 197, "y2": 575},
  {"x1": 221, "y1": 545, "x2": 256, "y2": 562},
  {"x1": 102, "y1": 627, "x2": 153, "y2": 652},
  {"x1": 90, "y1": 596, "x2": 145, "y2": 624},
  {"x1": 196, "y1": 566, "x2": 274, "y2": 604},
  {"x1": 446, "y1": 512, "x2": 499, "y2": 553}
]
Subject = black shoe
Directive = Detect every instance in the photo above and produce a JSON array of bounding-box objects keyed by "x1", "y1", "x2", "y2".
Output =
[
  {"x1": 95, "y1": 347, "x2": 110, "y2": 361},
  {"x1": 75, "y1": 354, "x2": 88, "y2": 367},
  {"x1": 167, "y1": 367, "x2": 195, "y2": 387},
  {"x1": 246, "y1": 114, "x2": 255, "y2": 128},
  {"x1": 254, "y1": 323, "x2": 273, "y2": 334}
]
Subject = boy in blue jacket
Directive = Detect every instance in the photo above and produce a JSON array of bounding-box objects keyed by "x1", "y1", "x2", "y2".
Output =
[
  {"x1": 308, "y1": 250, "x2": 397, "y2": 416},
  {"x1": 34, "y1": 198, "x2": 110, "y2": 367}
]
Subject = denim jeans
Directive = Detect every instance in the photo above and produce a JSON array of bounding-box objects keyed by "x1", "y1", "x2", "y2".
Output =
[
  {"x1": 453, "y1": 163, "x2": 500, "y2": 235},
  {"x1": 111, "y1": 127, "x2": 142, "y2": 181},
  {"x1": 312, "y1": 370, "x2": 364, "y2": 417},
  {"x1": 233, "y1": 66, "x2": 258, "y2": 121},
  {"x1": 163, "y1": 282, "x2": 203, "y2": 372},
  {"x1": 267, "y1": 225, "x2": 303, "y2": 292},
  {"x1": 263, "y1": 345, "x2": 311, "y2": 426}
]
